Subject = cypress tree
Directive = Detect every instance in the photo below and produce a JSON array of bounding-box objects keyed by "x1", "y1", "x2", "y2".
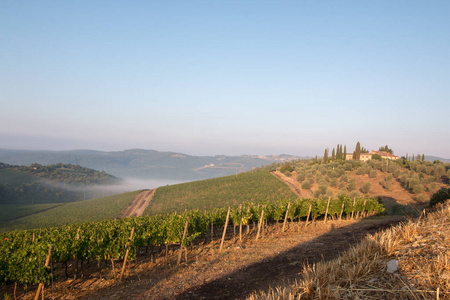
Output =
[
  {"x1": 331, "y1": 148, "x2": 336, "y2": 161},
  {"x1": 343, "y1": 145, "x2": 347, "y2": 160},
  {"x1": 323, "y1": 148, "x2": 329, "y2": 163},
  {"x1": 422, "y1": 154, "x2": 425, "y2": 161},
  {"x1": 355, "y1": 142, "x2": 361, "y2": 160},
  {"x1": 336, "y1": 144, "x2": 341, "y2": 160}
]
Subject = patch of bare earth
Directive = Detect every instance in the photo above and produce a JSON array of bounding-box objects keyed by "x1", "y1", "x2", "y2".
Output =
[
  {"x1": 120, "y1": 189, "x2": 155, "y2": 218},
  {"x1": 271, "y1": 171, "x2": 305, "y2": 198},
  {"x1": 1, "y1": 216, "x2": 405, "y2": 300}
]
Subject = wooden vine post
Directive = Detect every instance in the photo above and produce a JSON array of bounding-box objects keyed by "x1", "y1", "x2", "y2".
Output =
[
  {"x1": 177, "y1": 218, "x2": 190, "y2": 264},
  {"x1": 239, "y1": 204, "x2": 243, "y2": 242},
  {"x1": 304, "y1": 204, "x2": 312, "y2": 227},
  {"x1": 282, "y1": 202, "x2": 291, "y2": 232},
  {"x1": 34, "y1": 246, "x2": 52, "y2": 300},
  {"x1": 324, "y1": 197, "x2": 331, "y2": 224},
  {"x1": 362, "y1": 199, "x2": 367, "y2": 218},
  {"x1": 351, "y1": 198, "x2": 356, "y2": 219},
  {"x1": 119, "y1": 227, "x2": 135, "y2": 281},
  {"x1": 255, "y1": 210, "x2": 265, "y2": 240},
  {"x1": 339, "y1": 202, "x2": 345, "y2": 221},
  {"x1": 219, "y1": 207, "x2": 231, "y2": 252}
]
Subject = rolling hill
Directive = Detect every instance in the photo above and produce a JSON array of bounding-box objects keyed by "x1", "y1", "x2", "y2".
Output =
[{"x1": 0, "y1": 148, "x2": 303, "y2": 182}]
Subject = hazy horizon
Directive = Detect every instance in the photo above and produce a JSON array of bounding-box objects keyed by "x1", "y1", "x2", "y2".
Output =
[{"x1": 1, "y1": 2, "x2": 449, "y2": 158}]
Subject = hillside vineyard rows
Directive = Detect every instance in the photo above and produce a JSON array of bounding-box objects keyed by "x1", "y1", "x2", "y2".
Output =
[{"x1": 0, "y1": 196, "x2": 384, "y2": 286}]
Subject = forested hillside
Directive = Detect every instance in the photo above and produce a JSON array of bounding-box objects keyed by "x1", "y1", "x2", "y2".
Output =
[{"x1": 0, "y1": 163, "x2": 122, "y2": 205}]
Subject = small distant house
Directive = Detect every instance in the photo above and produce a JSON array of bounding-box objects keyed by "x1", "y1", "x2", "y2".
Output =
[
  {"x1": 345, "y1": 153, "x2": 372, "y2": 162},
  {"x1": 371, "y1": 150, "x2": 399, "y2": 160},
  {"x1": 345, "y1": 150, "x2": 399, "y2": 161}
]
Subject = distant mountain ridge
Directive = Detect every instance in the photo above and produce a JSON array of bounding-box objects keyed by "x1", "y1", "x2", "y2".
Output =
[{"x1": 0, "y1": 148, "x2": 304, "y2": 181}]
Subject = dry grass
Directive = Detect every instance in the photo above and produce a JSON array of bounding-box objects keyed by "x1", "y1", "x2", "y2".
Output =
[{"x1": 249, "y1": 202, "x2": 450, "y2": 299}]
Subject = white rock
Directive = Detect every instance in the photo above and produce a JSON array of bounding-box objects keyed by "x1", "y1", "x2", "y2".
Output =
[{"x1": 387, "y1": 259, "x2": 398, "y2": 273}]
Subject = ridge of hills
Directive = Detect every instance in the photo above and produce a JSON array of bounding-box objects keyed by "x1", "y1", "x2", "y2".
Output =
[{"x1": 0, "y1": 148, "x2": 304, "y2": 182}]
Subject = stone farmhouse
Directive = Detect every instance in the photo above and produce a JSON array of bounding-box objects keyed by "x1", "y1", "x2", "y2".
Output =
[{"x1": 345, "y1": 150, "x2": 399, "y2": 162}]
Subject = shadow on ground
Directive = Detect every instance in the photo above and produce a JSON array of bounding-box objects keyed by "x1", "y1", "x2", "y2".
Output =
[{"x1": 173, "y1": 217, "x2": 404, "y2": 300}]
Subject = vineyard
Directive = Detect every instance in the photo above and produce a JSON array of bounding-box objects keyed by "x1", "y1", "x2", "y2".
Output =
[
  {"x1": 0, "y1": 196, "x2": 384, "y2": 291},
  {"x1": 145, "y1": 170, "x2": 299, "y2": 215},
  {"x1": 0, "y1": 191, "x2": 139, "y2": 232}
]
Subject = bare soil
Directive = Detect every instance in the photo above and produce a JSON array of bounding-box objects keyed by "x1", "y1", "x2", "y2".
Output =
[{"x1": 120, "y1": 189, "x2": 155, "y2": 218}]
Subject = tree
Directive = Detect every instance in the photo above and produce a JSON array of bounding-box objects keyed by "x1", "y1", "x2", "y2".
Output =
[
  {"x1": 343, "y1": 145, "x2": 347, "y2": 161},
  {"x1": 323, "y1": 148, "x2": 329, "y2": 164},
  {"x1": 301, "y1": 180, "x2": 311, "y2": 190},
  {"x1": 331, "y1": 148, "x2": 336, "y2": 161},
  {"x1": 422, "y1": 154, "x2": 425, "y2": 161},
  {"x1": 354, "y1": 142, "x2": 361, "y2": 160},
  {"x1": 378, "y1": 145, "x2": 393, "y2": 154}
]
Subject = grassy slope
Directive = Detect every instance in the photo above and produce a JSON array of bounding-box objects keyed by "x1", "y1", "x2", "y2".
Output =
[
  {"x1": 0, "y1": 191, "x2": 139, "y2": 232},
  {"x1": 145, "y1": 170, "x2": 298, "y2": 215},
  {"x1": 0, "y1": 203, "x2": 61, "y2": 222}
]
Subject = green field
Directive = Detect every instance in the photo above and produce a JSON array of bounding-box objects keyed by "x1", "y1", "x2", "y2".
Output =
[
  {"x1": 0, "y1": 203, "x2": 62, "y2": 223},
  {"x1": 0, "y1": 191, "x2": 139, "y2": 232},
  {"x1": 144, "y1": 170, "x2": 298, "y2": 215}
]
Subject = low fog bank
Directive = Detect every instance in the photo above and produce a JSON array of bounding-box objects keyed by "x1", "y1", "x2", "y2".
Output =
[
  {"x1": 109, "y1": 178, "x2": 187, "y2": 192},
  {"x1": 43, "y1": 178, "x2": 186, "y2": 200}
]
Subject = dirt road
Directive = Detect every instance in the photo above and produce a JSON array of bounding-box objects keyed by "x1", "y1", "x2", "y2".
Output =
[
  {"x1": 272, "y1": 171, "x2": 307, "y2": 198},
  {"x1": 120, "y1": 189, "x2": 155, "y2": 217}
]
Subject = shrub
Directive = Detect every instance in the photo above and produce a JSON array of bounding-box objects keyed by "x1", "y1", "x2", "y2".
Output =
[
  {"x1": 313, "y1": 189, "x2": 322, "y2": 198},
  {"x1": 382, "y1": 180, "x2": 392, "y2": 190},
  {"x1": 369, "y1": 170, "x2": 378, "y2": 178},
  {"x1": 340, "y1": 174, "x2": 348, "y2": 183},
  {"x1": 297, "y1": 171, "x2": 305, "y2": 182},
  {"x1": 301, "y1": 180, "x2": 311, "y2": 190},
  {"x1": 412, "y1": 183, "x2": 425, "y2": 194},
  {"x1": 349, "y1": 190, "x2": 360, "y2": 199},
  {"x1": 325, "y1": 190, "x2": 334, "y2": 198},
  {"x1": 392, "y1": 169, "x2": 401, "y2": 178},
  {"x1": 429, "y1": 187, "x2": 450, "y2": 207},
  {"x1": 361, "y1": 182, "x2": 371, "y2": 194},
  {"x1": 347, "y1": 179, "x2": 357, "y2": 192},
  {"x1": 329, "y1": 177, "x2": 337, "y2": 187},
  {"x1": 280, "y1": 163, "x2": 294, "y2": 174},
  {"x1": 318, "y1": 183, "x2": 328, "y2": 195}
]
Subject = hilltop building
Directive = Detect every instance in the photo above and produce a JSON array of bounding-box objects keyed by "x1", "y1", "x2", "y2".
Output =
[{"x1": 345, "y1": 150, "x2": 399, "y2": 162}]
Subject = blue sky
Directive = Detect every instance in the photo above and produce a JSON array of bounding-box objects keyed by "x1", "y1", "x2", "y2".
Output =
[{"x1": 1, "y1": 1, "x2": 449, "y2": 158}]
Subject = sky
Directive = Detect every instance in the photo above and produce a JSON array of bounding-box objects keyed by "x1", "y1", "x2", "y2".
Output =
[{"x1": 1, "y1": 1, "x2": 449, "y2": 158}]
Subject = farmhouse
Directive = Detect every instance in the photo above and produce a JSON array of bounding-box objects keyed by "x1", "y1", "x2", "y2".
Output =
[
  {"x1": 345, "y1": 150, "x2": 399, "y2": 162},
  {"x1": 370, "y1": 150, "x2": 399, "y2": 160}
]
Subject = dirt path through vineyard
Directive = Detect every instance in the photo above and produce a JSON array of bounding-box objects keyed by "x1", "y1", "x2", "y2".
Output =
[
  {"x1": 272, "y1": 171, "x2": 309, "y2": 198},
  {"x1": 120, "y1": 189, "x2": 155, "y2": 217}
]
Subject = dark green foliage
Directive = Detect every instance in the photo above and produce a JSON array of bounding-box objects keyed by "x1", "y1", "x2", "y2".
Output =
[
  {"x1": 0, "y1": 164, "x2": 122, "y2": 205},
  {"x1": 372, "y1": 154, "x2": 382, "y2": 160},
  {"x1": 429, "y1": 187, "x2": 450, "y2": 207},
  {"x1": 19, "y1": 163, "x2": 120, "y2": 185},
  {"x1": 280, "y1": 163, "x2": 294, "y2": 174},
  {"x1": 378, "y1": 145, "x2": 393, "y2": 154}
]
